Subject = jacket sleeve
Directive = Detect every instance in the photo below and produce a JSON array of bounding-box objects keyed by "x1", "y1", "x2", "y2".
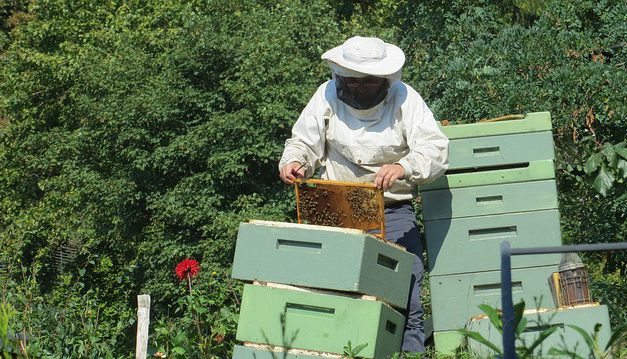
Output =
[
  {"x1": 278, "y1": 84, "x2": 329, "y2": 177},
  {"x1": 396, "y1": 94, "x2": 449, "y2": 184}
]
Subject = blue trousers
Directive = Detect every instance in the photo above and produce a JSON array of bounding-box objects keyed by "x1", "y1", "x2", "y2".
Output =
[{"x1": 384, "y1": 202, "x2": 425, "y2": 353}]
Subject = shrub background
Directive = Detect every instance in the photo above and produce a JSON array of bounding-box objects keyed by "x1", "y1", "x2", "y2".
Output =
[{"x1": 1, "y1": 0, "x2": 625, "y2": 357}]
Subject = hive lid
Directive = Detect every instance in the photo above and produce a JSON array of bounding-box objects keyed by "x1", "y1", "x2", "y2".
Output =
[
  {"x1": 438, "y1": 112, "x2": 552, "y2": 139},
  {"x1": 558, "y1": 252, "x2": 585, "y2": 271}
]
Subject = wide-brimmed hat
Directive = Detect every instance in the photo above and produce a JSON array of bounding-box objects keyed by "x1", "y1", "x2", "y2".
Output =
[{"x1": 321, "y1": 36, "x2": 405, "y2": 77}]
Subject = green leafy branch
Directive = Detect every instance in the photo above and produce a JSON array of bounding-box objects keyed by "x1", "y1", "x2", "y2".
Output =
[{"x1": 562, "y1": 139, "x2": 627, "y2": 197}]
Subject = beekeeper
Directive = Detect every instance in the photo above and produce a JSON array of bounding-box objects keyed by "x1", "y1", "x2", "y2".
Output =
[{"x1": 278, "y1": 36, "x2": 449, "y2": 353}]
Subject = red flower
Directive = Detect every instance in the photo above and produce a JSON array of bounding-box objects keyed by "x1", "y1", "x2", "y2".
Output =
[{"x1": 175, "y1": 258, "x2": 200, "y2": 281}]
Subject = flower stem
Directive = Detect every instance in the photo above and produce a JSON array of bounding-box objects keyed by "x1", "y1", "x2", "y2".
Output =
[{"x1": 187, "y1": 272, "x2": 204, "y2": 345}]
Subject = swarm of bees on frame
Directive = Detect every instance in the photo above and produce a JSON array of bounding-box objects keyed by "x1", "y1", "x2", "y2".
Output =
[
  {"x1": 346, "y1": 187, "x2": 380, "y2": 222},
  {"x1": 297, "y1": 183, "x2": 380, "y2": 228},
  {"x1": 298, "y1": 185, "x2": 345, "y2": 227}
]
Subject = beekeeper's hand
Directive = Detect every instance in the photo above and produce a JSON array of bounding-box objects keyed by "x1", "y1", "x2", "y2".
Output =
[
  {"x1": 374, "y1": 164, "x2": 405, "y2": 190},
  {"x1": 280, "y1": 161, "x2": 306, "y2": 185}
]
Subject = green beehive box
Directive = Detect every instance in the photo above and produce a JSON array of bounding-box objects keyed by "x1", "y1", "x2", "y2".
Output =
[
  {"x1": 233, "y1": 345, "x2": 338, "y2": 358},
  {"x1": 422, "y1": 180, "x2": 558, "y2": 221},
  {"x1": 439, "y1": 112, "x2": 552, "y2": 139},
  {"x1": 467, "y1": 304, "x2": 612, "y2": 357},
  {"x1": 232, "y1": 221, "x2": 413, "y2": 309},
  {"x1": 425, "y1": 209, "x2": 562, "y2": 276},
  {"x1": 432, "y1": 331, "x2": 465, "y2": 354},
  {"x1": 236, "y1": 284, "x2": 405, "y2": 359},
  {"x1": 445, "y1": 131, "x2": 554, "y2": 171},
  {"x1": 421, "y1": 159, "x2": 556, "y2": 191},
  {"x1": 429, "y1": 264, "x2": 557, "y2": 331}
]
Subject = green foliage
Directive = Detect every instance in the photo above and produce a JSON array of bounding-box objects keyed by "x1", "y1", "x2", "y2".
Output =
[
  {"x1": 150, "y1": 267, "x2": 240, "y2": 358},
  {"x1": 548, "y1": 322, "x2": 627, "y2": 359},
  {"x1": 342, "y1": 340, "x2": 368, "y2": 358},
  {"x1": 459, "y1": 301, "x2": 559, "y2": 358},
  {"x1": 0, "y1": 303, "x2": 22, "y2": 358},
  {"x1": 559, "y1": 138, "x2": 627, "y2": 197},
  {"x1": 1, "y1": 262, "x2": 131, "y2": 358},
  {"x1": 0, "y1": 0, "x2": 625, "y2": 355},
  {"x1": 461, "y1": 302, "x2": 626, "y2": 358}
]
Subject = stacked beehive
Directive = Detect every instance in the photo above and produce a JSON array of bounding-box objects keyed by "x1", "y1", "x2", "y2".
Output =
[
  {"x1": 420, "y1": 112, "x2": 612, "y2": 354},
  {"x1": 231, "y1": 220, "x2": 414, "y2": 358}
]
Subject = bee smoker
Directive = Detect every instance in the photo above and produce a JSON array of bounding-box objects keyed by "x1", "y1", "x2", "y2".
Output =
[{"x1": 557, "y1": 252, "x2": 593, "y2": 306}]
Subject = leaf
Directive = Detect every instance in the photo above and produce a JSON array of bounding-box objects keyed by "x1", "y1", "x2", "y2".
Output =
[
  {"x1": 343, "y1": 340, "x2": 352, "y2": 354},
  {"x1": 516, "y1": 317, "x2": 528, "y2": 337},
  {"x1": 352, "y1": 342, "x2": 368, "y2": 355},
  {"x1": 513, "y1": 300, "x2": 526, "y2": 332},
  {"x1": 567, "y1": 324, "x2": 595, "y2": 349},
  {"x1": 459, "y1": 329, "x2": 503, "y2": 354},
  {"x1": 604, "y1": 321, "x2": 627, "y2": 351},
  {"x1": 547, "y1": 347, "x2": 584, "y2": 359},
  {"x1": 584, "y1": 153, "x2": 603, "y2": 174},
  {"x1": 527, "y1": 326, "x2": 558, "y2": 354},
  {"x1": 601, "y1": 142, "x2": 617, "y2": 166},
  {"x1": 195, "y1": 307, "x2": 208, "y2": 314},
  {"x1": 617, "y1": 159, "x2": 627, "y2": 179},
  {"x1": 592, "y1": 164, "x2": 615, "y2": 196},
  {"x1": 478, "y1": 304, "x2": 503, "y2": 332},
  {"x1": 614, "y1": 145, "x2": 627, "y2": 160},
  {"x1": 173, "y1": 331, "x2": 187, "y2": 345}
]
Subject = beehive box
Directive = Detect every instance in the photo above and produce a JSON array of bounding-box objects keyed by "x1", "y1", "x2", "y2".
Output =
[
  {"x1": 466, "y1": 304, "x2": 612, "y2": 357},
  {"x1": 236, "y1": 284, "x2": 405, "y2": 359},
  {"x1": 444, "y1": 131, "x2": 554, "y2": 171},
  {"x1": 232, "y1": 221, "x2": 413, "y2": 308},
  {"x1": 422, "y1": 180, "x2": 558, "y2": 221},
  {"x1": 425, "y1": 209, "x2": 562, "y2": 276},
  {"x1": 430, "y1": 264, "x2": 558, "y2": 331},
  {"x1": 440, "y1": 112, "x2": 554, "y2": 171},
  {"x1": 295, "y1": 179, "x2": 385, "y2": 238},
  {"x1": 421, "y1": 159, "x2": 556, "y2": 191},
  {"x1": 432, "y1": 331, "x2": 465, "y2": 355},
  {"x1": 233, "y1": 344, "x2": 340, "y2": 358}
]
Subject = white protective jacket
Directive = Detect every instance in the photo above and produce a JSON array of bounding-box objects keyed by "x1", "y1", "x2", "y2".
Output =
[{"x1": 279, "y1": 80, "x2": 449, "y2": 204}]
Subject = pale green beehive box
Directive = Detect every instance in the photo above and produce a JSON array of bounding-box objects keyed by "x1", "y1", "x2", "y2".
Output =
[
  {"x1": 445, "y1": 131, "x2": 554, "y2": 170},
  {"x1": 466, "y1": 304, "x2": 612, "y2": 357},
  {"x1": 421, "y1": 159, "x2": 556, "y2": 191},
  {"x1": 233, "y1": 345, "x2": 338, "y2": 358},
  {"x1": 422, "y1": 180, "x2": 558, "y2": 221},
  {"x1": 429, "y1": 264, "x2": 558, "y2": 331},
  {"x1": 440, "y1": 112, "x2": 554, "y2": 171},
  {"x1": 421, "y1": 112, "x2": 556, "y2": 192},
  {"x1": 425, "y1": 209, "x2": 562, "y2": 276},
  {"x1": 236, "y1": 284, "x2": 405, "y2": 359},
  {"x1": 232, "y1": 221, "x2": 413, "y2": 309},
  {"x1": 432, "y1": 331, "x2": 465, "y2": 355}
]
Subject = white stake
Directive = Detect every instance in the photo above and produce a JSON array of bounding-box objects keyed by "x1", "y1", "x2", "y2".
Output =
[{"x1": 136, "y1": 294, "x2": 151, "y2": 359}]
